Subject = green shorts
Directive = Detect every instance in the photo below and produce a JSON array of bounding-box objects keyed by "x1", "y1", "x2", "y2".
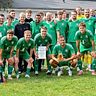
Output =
[
  {"x1": 59, "y1": 61, "x2": 70, "y2": 67},
  {"x1": 2, "y1": 52, "x2": 15, "y2": 59},
  {"x1": 19, "y1": 51, "x2": 30, "y2": 60},
  {"x1": 80, "y1": 43, "x2": 92, "y2": 53}
]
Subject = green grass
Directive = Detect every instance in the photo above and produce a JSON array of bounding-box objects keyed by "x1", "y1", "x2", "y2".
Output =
[{"x1": 0, "y1": 69, "x2": 96, "y2": 96}]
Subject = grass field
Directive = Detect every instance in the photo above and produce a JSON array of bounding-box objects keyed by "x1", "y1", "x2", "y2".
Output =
[{"x1": 0, "y1": 69, "x2": 96, "y2": 96}]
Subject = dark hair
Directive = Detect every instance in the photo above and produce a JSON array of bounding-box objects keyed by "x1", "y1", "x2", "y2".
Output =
[
  {"x1": 0, "y1": 14, "x2": 4, "y2": 17},
  {"x1": 8, "y1": 10, "x2": 15, "y2": 13}
]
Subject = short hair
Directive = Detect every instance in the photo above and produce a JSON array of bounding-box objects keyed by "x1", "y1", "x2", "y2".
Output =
[
  {"x1": 71, "y1": 10, "x2": 77, "y2": 14},
  {"x1": 0, "y1": 14, "x2": 4, "y2": 17},
  {"x1": 19, "y1": 12, "x2": 26, "y2": 18},
  {"x1": 38, "y1": 11, "x2": 45, "y2": 17},
  {"x1": 7, "y1": 15, "x2": 13, "y2": 20},
  {"x1": 9, "y1": 10, "x2": 15, "y2": 13},
  {"x1": 46, "y1": 12, "x2": 52, "y2": 16},
  {"x1": 25, "y1": 9, "x2": 32, "y2": 13},
  {"x1": 41, "y1": 26, "x2": 47, "y2": 30},
  {"x1": 79, "y1": 22, "x2": 86, "y2": 28},
  {"x1": 24, "y1": 30, "x2": 31, "y2": 34},
  {"x1": 57, "y1": 10, "x2": 63, "y2": 15},
  {"x1": 35, "y1": 13, "x2": 41, "y2": 17},
  {"x1": 7, "y1": 30, "x2": 14, "y2": 34}
]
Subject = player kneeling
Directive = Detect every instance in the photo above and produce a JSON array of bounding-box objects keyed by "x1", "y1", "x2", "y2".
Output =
[
  {"x1": 50, "y1": 36, "x2": 77, "y2": 77},
  {"x1": 15, "y1": 30, "x2": 34, "y2": 78},
  {"x1": 0, "y1": 30, "x2": 19, "y2": 80}
]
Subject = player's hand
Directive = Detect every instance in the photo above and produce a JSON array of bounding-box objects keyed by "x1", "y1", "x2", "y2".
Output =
[
  {"x1": 15, "y1": 57, "x2": 19, "y2": 64},
  {"x1": 0, "y1": 60, "x2": 3, "y2": 65},
  {"x1": 91, "y1": 51, "x2": 95, "y2": 57},
  {"x1": 35, "y1": 53, "x2": 38, "y2": 59},
  {"x1": 29, "y1": 57, "x2": 34, "y2": 63},
  {"x1": 77, "y1": 51, "x2": 81, "y2": 57},
  {"x1": 8, "y1": 57, "x2": 14, "y2": 64}
]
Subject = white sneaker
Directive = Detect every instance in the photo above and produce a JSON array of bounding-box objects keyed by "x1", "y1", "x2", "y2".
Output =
[
  {"x1": 52, "y1": 69, "x2": 56, "y2": 74},
  {"x1": 2, "y1": 72, "x2": 5, "y2": 77},
  {"x1": 35, "y1": 71, "x2": 38, "y2": 75},
  {"x1": 77, "y1": 67, "x2": 80, "y2": 71},
  {"x1": 68, "y1": 70, "x2": 72, "y2": 76},
  {"x1": 16, "y1": 74, "x2": 20, "y2": 79},
  {"x1": 46, "y1": 70, "x2": 51, "y2": 75},
  {"x1": 57, "y1": 70, "x2": 63, "y2": 77},
  {"x1": 25, "y1": 74, "x2": 30, "y2": 78},
  {"x1": 8, "y1": 75, "x2": 13, "y2": 80}
]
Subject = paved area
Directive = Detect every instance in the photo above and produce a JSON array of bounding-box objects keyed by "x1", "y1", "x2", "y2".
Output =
[{"x1": 12, "y1": 0, "x2": 96, "y2": 9}]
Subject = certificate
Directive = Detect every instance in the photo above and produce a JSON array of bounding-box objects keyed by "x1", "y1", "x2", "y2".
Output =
[{"x1": 38, "y1": 46, "x2": 46, "y2": 59}]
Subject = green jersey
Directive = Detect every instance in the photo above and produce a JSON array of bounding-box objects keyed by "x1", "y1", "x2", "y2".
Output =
[
  {"x1": 12, "y1": 19, "x2": 19, "y2": 27},
  {"x1": 43, "y1": 20, "x2": 57, "y2": 45},
  {"x1": 75, "y1": 30, "x2": 94, "y2": 52},
  {"x1": 0, "y1": 25, "x2": 6, "y2": 39},
  {"x1": 80, "y1": 17, "x2": 96, "y2": 35},
  {"x1": 30, "y1": 21, "x2": 43, "y2": 39},
  {"x1": 4, "y1": 24, "x2": 14, "y2": 33},
  {"x1": 34, "y1": 33, "x2": 52, "y2": 49},
  {"x1": 0, "y1": 36, "x2": 18, "y2": 53},
  {"x1": 16, "y1": 37, "x2": 35, "y2": 53},
  {"x1": 56, "y1": 19, "x2": 68, "y2": 39},
  {"x1": 52, "y1": 44, "x2": 75, "y2": 58},
  {"x1": 67, "y1": 20, "x2": 80, "y2": 42}
]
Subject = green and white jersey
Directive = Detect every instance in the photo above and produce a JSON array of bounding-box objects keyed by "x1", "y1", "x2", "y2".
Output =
[
  {"x1": 12, "y1": 19, "x2": 19, "y2": 27},
  {"x1": 43, "y1": 20, "x2": 57, "y2": 45},
  {"x1": 52, "y1": 44, "x2": 75, "y2": 58},
  {"x1": 34, "y1": 33, "x2": 52, "y2": 49},
  {"x1": 0, "y1": 24, "x2": 6, "y2": 39},
  {"x1": 56, "y1": 19, "x2": 68, "y2": 39},
  {"x1": 16, "y1": 37, "x2": 35, "y2": 53},
  {"x1": 80, "y1": 17, "x2": 96, "y2": 35},
  {"x1": 0, "y1": 36, "x2": 18, "y2": 53},
  {"x1": 30, "y1": 21, "x2": 43, "y2": 39},
  {"x1": 4, "y1": 24, "x2": 14, "y2": 33},
  {"x1": 67, "y1": 20, "x2": 80, "y2": 42},
  {"x1": 75, "y1": 30, "x2": 94, "y2": 52}
]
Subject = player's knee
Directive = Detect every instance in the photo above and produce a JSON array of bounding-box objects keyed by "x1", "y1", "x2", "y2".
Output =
[{"x1": 8, "y1": 58, "x2": 14, "y2": 65}]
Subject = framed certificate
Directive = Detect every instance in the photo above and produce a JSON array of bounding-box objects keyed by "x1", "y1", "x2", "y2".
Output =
[{"x1": 38, "y1": 46, "x2": 46, "y2": 59}]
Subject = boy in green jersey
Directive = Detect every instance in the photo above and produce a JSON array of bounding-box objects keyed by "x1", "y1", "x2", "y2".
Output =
[
  {"x1": 0, "y1": 14, "x2": 6, "y2": 40},
  {"x1": 34, "y1": 26, "x2": 52, "y2": 75},
  {"x1": 56, "y1": 11, "x2": 68, "y2": 42},
  {"x1": 50, "y1": 36, "x2": 76, "y2": 76},
  {"x1": 0, "y1": 30, "x2": 19, "y2": 80},
  {"x1": 4, "y1": 15, "x2": 14, "y2": 33},
  {"x1": 75, "y1": 22, "x2": 96, "y2": 75},
  {"x1": 68, "y1": 10, "x2": 80, "y2": 53},
  {"x1": 15, "y1": 30, "x2": 34, "y2": 78},
  {"x1": 44, "y1": 12, "x2": 57, "y2": 51}
]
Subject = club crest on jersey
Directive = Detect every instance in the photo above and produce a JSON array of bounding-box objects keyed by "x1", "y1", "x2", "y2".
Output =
[
  {"x1": 65, "y1": 49, "x2": 68, "y2": 52},
  {"x1": 50, "y1": 25, "x2": 52, "y2": 28},
  {"x1": 86, "y1": 35, "x2": 88, "y2": 38},
  {"x1": 28, "y1": 43, "x2": 31, "y2": 46},
  {"x1": 11, "y1": 41, "x2": 14, "y2": 44},
  {"x1": 62, "y1": 23, "x2": 64, "y2": 26}
]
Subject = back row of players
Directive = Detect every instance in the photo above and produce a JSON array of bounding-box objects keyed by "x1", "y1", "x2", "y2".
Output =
[{"x1": 0, "y1": 7, "x2": 96, "y2": 81}]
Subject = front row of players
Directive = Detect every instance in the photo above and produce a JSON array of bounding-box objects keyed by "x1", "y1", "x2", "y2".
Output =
[{"x1": 0, "y1": 23, "x2": 96, "y2": 82}]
